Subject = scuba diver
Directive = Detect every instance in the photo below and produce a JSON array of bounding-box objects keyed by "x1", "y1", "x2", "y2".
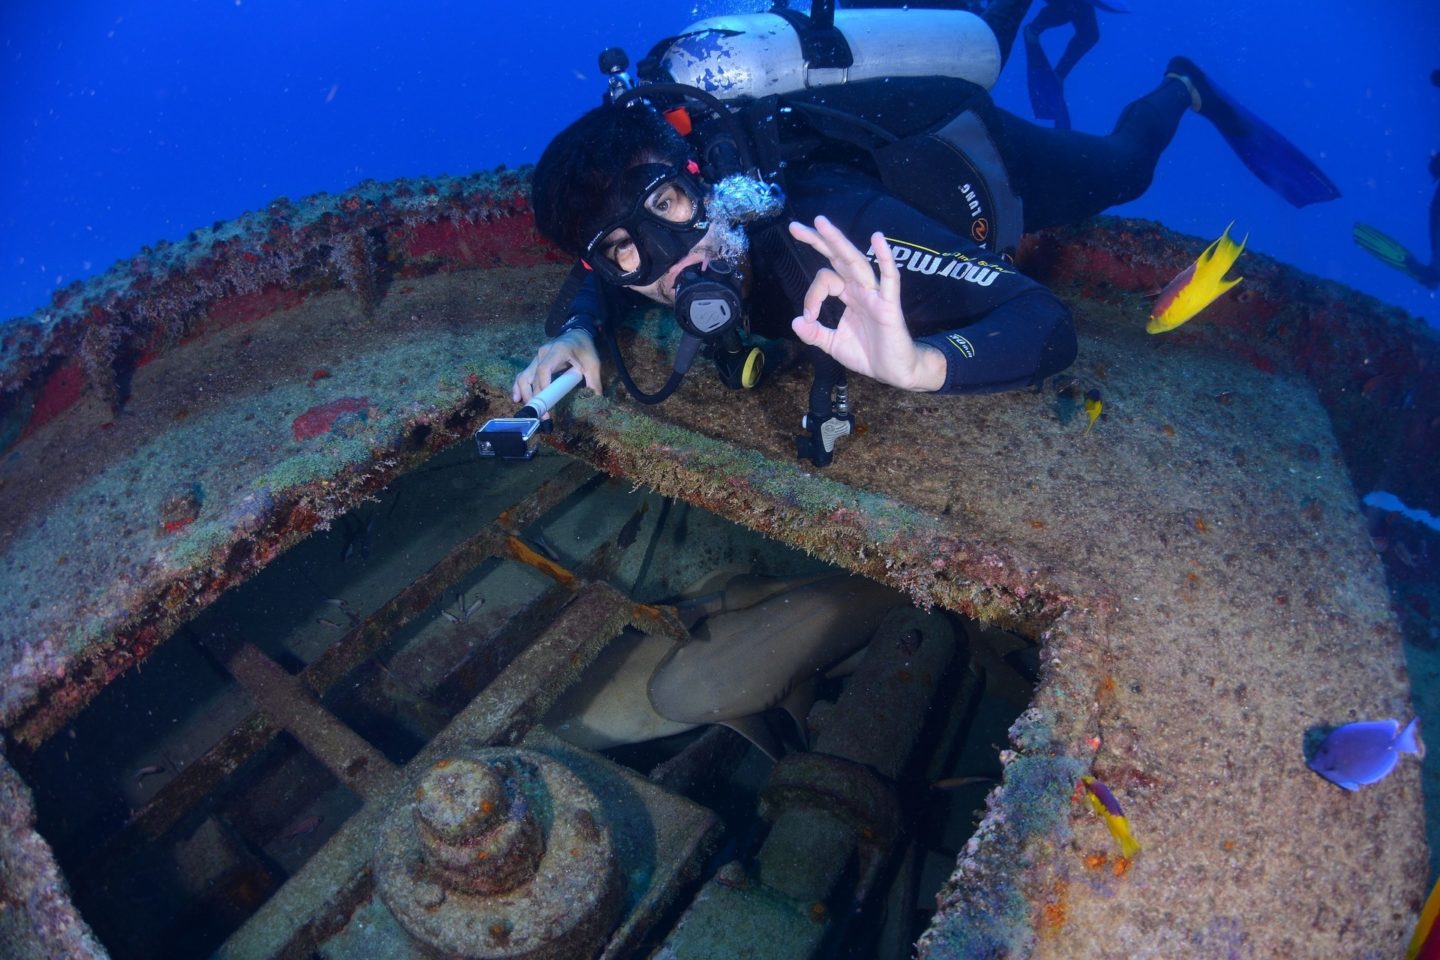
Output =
[
  {"x1": 1023, "y1": 0, "x2": 1130, "y2": 130},
  {"x1": 511, "y1": 0, "x2": 1339, "y2": 466},
  {"x1": 1352, "y1": 69, "x2": 1440, "y2": 291}
]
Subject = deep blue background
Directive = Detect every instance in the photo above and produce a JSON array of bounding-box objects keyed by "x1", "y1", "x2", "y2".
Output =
[{"x1": 3, "y1": 1, "x2": 1438, "y2": 328}]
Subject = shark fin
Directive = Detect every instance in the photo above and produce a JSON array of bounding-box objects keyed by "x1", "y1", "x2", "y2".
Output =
[
  {"x1": 776, "y1": 677, "x2": 820, "y2": 750},
  {"x1": 720, "y1": 714, "x2": 787, "y2": 762}
]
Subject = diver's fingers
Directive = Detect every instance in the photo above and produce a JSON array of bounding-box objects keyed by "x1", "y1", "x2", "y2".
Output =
[
  {"x1": 872, "y1": 231, "x2": 900, "y2": 303},
  {"x1": 809, "y1": 216, "x2": 878, "y2": 288},
  {"x1": 556, "y1": 329, "x2": 602, "y2": 394},
  {"x1": 788, "y1": 216, "x2": 845, "y2": 263},
  {"x1": 513, "y1": 337, "x2": 578, "y2": 406},
  {"x1": 534, "y1": 360, "x2": 553, "y2": 396},
  {"x1": 788, "y1": 218, "x2": 823, "y2": 251},
  {"x1": 790, "y1": 312, "x2": 837, "y2": 355},
  {"x1": 789, "y1": 217, "x2": 857, "y2": 279},
  {"x1": 512, "y1": 357, "x2": 540, "y2": 404},
  {"x1": 800, "y1": 267, "x2": 847, "y2": 323}
]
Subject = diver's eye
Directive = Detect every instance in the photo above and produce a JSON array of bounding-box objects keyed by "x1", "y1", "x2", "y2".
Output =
[
  {"x1": 645, "y1": 183, "x2": 693, "y2": 223},
  {"x1": 601, "y1": 229, "x2": 640, "y2": 274}
]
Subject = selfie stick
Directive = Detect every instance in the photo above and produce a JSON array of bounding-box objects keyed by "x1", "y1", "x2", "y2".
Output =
[{"x1": 474, "y1": 368, "x2": 583, "y2": 461}]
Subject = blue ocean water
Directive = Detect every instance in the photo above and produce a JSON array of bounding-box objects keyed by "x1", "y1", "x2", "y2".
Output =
[{"x1": 2, "y1": 1, "x2": 1437, "y2": 329}]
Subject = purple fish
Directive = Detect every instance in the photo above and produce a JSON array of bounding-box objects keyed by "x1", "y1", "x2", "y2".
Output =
[
  {"x1": 1083, "y1": 776, "x2": 1125, "y2": 817},
  {"x1": 1307, "y1": 718, "x2": 1423, "y2": 791}
]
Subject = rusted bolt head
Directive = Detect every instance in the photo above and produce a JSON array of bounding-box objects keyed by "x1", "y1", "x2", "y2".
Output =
[{"x1": 415, "y1": 758, "x2": 504, "y2": 844}]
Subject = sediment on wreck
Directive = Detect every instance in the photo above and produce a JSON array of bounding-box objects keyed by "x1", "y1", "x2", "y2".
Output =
[{"x1": 0, "y1": 166, "x2": 1432, "y2": 960}]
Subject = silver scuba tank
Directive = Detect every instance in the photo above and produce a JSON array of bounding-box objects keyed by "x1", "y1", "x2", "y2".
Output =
[{"x1": 657, "y1": 9, "x2": 1001, "y2": 101}]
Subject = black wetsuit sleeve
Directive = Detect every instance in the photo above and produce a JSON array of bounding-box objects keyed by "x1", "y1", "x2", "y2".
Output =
[
  {"x1": 543, "y1": 263, "x2": 605, "y2": 341},
  {"x1": 783, "y1": 169, "x2": 1076, "y2": 394},
  {"x1": 912, "y1": 289, "x2": 1076, "y2": 393}
]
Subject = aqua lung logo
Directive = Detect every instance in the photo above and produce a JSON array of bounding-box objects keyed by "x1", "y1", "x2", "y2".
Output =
[
  {"x1": 868, "y1": 238, "x2": 1012, "y2": 288},
  {"x1": 958, "y1": 182, "x2": 990, "y2": 244},
  {"x1": 959, "y1": 182, "x2": 982, "y2": 218}
]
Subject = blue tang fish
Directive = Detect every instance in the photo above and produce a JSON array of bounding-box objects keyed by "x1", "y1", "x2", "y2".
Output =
[{"x1": 1307, "y1": 718, "x2": 1423, "y2": 791}]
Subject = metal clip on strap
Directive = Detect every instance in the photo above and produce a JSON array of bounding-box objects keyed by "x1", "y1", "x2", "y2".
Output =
[{"x1": 795, "y1": 351, "x2": 852, "y2": 467}]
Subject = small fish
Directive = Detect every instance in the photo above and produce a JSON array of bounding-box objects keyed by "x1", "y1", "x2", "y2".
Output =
[
  {"x1": 930, "y1": 776, "x2": 997, "y2": 791},
  {"x1": 133, "y1": 763, "x2": 167, "y2": 786},
  {"x1": 1307, "y1": 718, "x2": 1423, "y2": 791},
  {"x1": 1406, "y1": 870, "x2": 1440, "y2": 960},
  {"x1": 617, "y1": 501, "x2": 649, "y2": 549},
  {"x1": 282, "y1": 813, "x2": 323, "y2": 840},
  {"x1": 341, "y1": 511, "x2": 377, "y2": 563},
  {"x1": 1083, "y1": 389, "x2": 1102, "y2": 434},
  {"x1": 528, "y1": 532, "x2": 561, "y2": 562},
  {"x1": 1147, "y1": 223, "x2": 1247, "y2": 333},
  {"x1": 1081, "y1": 775, "x2": 1141, "y2": 858}
]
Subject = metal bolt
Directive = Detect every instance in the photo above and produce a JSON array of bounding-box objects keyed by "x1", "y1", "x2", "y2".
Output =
[{"x1": 415, "y1": 759, "x2": 504, "y2": 844}]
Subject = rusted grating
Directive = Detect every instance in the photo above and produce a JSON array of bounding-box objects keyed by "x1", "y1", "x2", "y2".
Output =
[
  {"x1": 214, "y1": 576, "x2": 718, "y2": 959},
  {"x1": 83, "y1": 459, "x2": 598, "y2": 865}
]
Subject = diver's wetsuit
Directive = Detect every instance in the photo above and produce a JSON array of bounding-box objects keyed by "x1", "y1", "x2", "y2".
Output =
[
  {"x1": 562, "y1": 173, "x2": 1074, "y2": 395},
  {"x1": 555, "y1": 78, "x2": 1193, "y2": 395},
  {"x1": 744, "y1": 165, "x2": 1075, "y2": 394},
  {"x1": 999, "y1": 78, "x2": 1193, "y2": 231}
]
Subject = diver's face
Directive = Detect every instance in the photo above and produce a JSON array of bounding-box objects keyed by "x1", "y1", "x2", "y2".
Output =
[
  {"x1": 591, "y1": 176, "x2": 714, "y2": 306},
  {"x1": 594, "y1": 179, "x2": 698, "y2": 278},
  {"x1": 622, "y1": 222, "x2": 722, "y2": 306}
]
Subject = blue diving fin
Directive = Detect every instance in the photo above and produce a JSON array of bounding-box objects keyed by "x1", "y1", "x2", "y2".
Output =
[
  {"x1": 1025, "y1": 32, "x2": 1071, "y2": 130},
  {"x1": 1168, "y1": 57, "x2": 1340, "y2": 208}
]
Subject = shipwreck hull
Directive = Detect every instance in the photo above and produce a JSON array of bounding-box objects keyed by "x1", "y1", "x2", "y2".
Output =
[{"x1": 0, "y1": 168, "x2": 1433, "y2": 959}]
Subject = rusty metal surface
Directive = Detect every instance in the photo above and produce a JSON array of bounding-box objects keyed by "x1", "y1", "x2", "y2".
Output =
[
  {"x1": 314, "y1": 729, "x2": 722, "y2": 960},
  {"x1": 376, "y1": 750, "x2": 621, "y2": 959},
  {"x1": 0, "y1": 175, "x2": 1431, "y2": 960},
  {"x1": 0, "y1": 747, "x2": 106, "y2": 960},
  {"x1": 215, "y1": 579, "x2": 699, "y2": 960},
  {"x1": 85, "y1": 459, "x2": 596, "y2": 873},
  {"x1": 219, "y1": 642, "x2": 401, "y2": 801}
]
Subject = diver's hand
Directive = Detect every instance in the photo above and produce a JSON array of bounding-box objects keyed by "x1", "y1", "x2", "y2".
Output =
[
  {"x1": 788, "y1": 217, "x2": 946, "y2": 392},
  {"x1": 511, "y1": 330, "x2": 602, "y2": 414}
]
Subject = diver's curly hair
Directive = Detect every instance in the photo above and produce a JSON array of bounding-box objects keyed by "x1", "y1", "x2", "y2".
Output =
[{"x1": 531, "y1": 104, "x2": 691, "y2": 258}]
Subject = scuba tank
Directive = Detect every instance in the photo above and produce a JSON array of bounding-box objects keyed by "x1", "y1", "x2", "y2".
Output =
[
  {"x1": 653, "y1": 7, "x2": 1002, "y2": 100},
  {"x1": 642, "y1": 1, "x2": 1024, "y2": 256}
]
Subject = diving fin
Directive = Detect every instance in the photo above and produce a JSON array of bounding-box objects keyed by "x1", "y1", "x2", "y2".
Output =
[
  {"x1": 1167, "y1": 57, "x2": 1339, "y2": 208},
  {"x1": 1353, "y1": 222, "x2": 1421, "y2": 273},
  {"x1": 1025, "y1": 31, "x2": 1071, "y2": 130}
]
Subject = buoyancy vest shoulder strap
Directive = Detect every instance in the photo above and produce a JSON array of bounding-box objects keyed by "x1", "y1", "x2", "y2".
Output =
[
  {"x1": 875, "y1": 110, "x2": 1024, "y2": 255},
  {"x1": 735, "y1": 77, "x2": 1025, "y2": 255}
]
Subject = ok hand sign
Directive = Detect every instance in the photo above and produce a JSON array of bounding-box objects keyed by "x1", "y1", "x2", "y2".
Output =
[{"x1": 787, "y1": 216, "x2": 946, "y2": 392}]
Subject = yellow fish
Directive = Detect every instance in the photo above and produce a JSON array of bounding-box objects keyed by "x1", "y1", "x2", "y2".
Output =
[
  {"x1": 1081, "y1": 775, "x2": 1141, "y2": 859},
  {"x1": 1083, "y1": 389, "x2": 1102, "y2": 434},
  {"x1": 1147, "y1": 223, "x2": 1247, "y2": 334},
  {"x1": 1407, "y1": 870, "x2": 1440, "y2": 959}
]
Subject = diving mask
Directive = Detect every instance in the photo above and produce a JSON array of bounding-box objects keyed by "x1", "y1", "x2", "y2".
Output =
[{"x1": 583, "y1": 162, "x2": 710, "y2": 287}]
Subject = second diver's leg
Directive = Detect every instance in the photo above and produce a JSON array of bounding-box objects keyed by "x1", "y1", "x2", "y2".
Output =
[
  {"x1": 1053, "y1": 5, "x2": 1099, "y2": 79},
  {"x1": 984, "y1": 0, "x2": 1037, "y2": 66},
  {"x1": 1025, "y1": 2, "x2": 1073, "y2": 40},
  {"x1": 998, "y1": 78, "x2": 1193, "y2": 231}
]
